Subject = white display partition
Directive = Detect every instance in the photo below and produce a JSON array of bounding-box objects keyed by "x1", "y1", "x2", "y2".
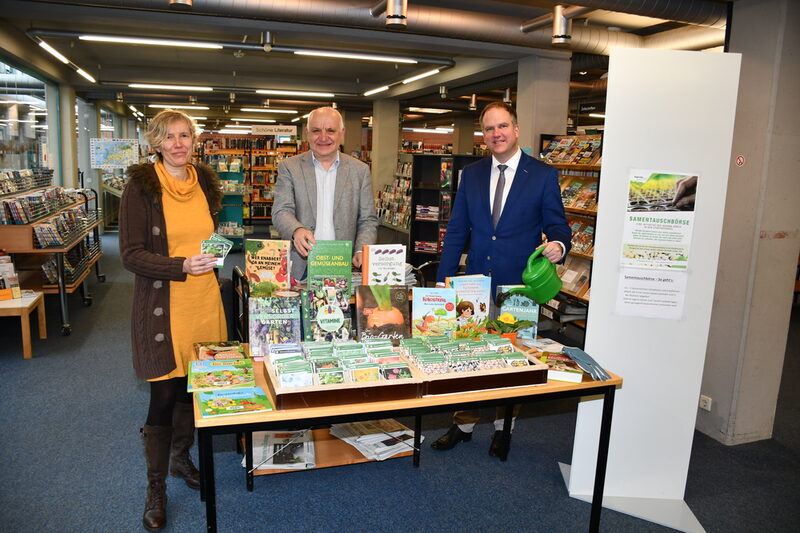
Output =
[{"x1": 563, "y1": 48, "x2": 741, "y2": 532}]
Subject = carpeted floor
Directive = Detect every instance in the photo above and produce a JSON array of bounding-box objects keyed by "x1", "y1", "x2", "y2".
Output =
[{"x1": 0, "y1": 234, "x2": 797, "y2": 532}]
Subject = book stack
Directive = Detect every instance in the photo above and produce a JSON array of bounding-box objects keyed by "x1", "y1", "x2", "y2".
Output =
[
  {"x1": 415, "y1": 204, "x2": 440, "y2": 221},
  {"x1": 0, "y1": 255, "x2": 21, "y2": 300},
  {"x1": 413, "y1": 241, "x2": 438, "y2": 254}
]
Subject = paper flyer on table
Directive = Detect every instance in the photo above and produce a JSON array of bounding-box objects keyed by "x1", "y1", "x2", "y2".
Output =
[{"x1": 621, "y1": 169, "x2": 699, "y2": 271}]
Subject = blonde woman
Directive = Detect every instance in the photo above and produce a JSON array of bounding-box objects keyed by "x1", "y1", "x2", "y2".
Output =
[{"x1": 120, "y1": 109, "x2": 226, "y2": 531}]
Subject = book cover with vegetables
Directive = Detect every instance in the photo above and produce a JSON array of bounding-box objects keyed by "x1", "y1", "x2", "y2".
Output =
[
  {"x1": 249, "y1": 295, "x2": 302, "y2": 358},
  {"x1": 196, "y1": 387, "x2": 273, "y2": 418},
  {"x1": 361, "y1": 244, "x2": 406, "y2": 286},
  {"x1": 446, "y1": 275, "x2": 491, "y2": 340},
  {"x1": 245, "y1": 239, "x2": 291, "y2": 296},
  {"x1": 187, "y1": 359, "x2": 255, "y2": 393},
  {"x1": 411, "y1": 287, "x2": 456, "y2": 338},
  {"x1": 356, "y1": 285, "x2": 410, "y2": 346},
  {"x1": 495, "y1": 285, "x2": 539, "y2": 341},
  {"x1": 301, "y1": 288, "x2": 354, "y2": 342},
  {"x1": 307, "y1": 240, "x2": 353, "y2": 296}
]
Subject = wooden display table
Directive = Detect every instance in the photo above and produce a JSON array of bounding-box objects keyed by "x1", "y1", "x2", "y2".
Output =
[
  {"x1": 0, "y1": 292, "x2": 46, "y2": 359},
  {"x1": 196, "y1": 360, "x2": 622, "y2": 533}
]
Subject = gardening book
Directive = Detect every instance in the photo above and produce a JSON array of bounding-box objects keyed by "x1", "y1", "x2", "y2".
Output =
[
  {"x1": 187, "y1": 359, "x2": 255, "y2": 393},
  {"x1": 307, "y1": 240, "x2": 353, "y2": 296},
  {"x1": 249, "y1": 295, "x2": 302, "y2": 358},
  {"x1": 194, "y1": 341, "x2": 247, "y2": 361},
  {"x1": 244, "y1": 239, "x2": 292, "y2": 295},
  {"x1": 446, "y1": 275, "x2": 491, "y2": 340},
  {"x1": 538, "y1": 351, "x2": 586, "y2": 383},
  {"x1": 361, "y1": 244, "x2": 406, "y2": 286},
  {"x1": 301, "y1": 288, "x2": 354, "y2": 342},
  {"x1": 411, "y1": 287, "x2": 456, "y2": 338},
  {"x1": 495, "y1": 285, "x2": 539, "y2": 341},
  {"x1": 249, "y1": 430, "x2": 316, "y2": 470},
  {"x1": 196, "y1": 387, "x2": 273, "y2": 418},
  {"x1": 356, "y1": 285, "x2": 410, "y2": 346}
]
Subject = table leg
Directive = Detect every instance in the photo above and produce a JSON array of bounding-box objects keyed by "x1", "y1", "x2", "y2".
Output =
[
  {"x1": 589, "y1": 385, "x2": 616, "y2": 533},
  {"x1": 413, "y1": 415, "x2": 422, "y2": 468},
  {"x1": 245, "y1": 431, "x2": 254, "y2": 492},
  {"x1": 36, "y1": 296, "x2": 47, "y2": 339},
  {"x1": 200, "y1": 429, "x2": 217, "y2": 533},
  {"x1": 500, "y1": 405, "x2": 514, "y2": 461},
  {"x1": 20, "y1": 309, "x2": 32, "y2": 359},
  {"x1": 199, "y1": 428, "x2": 207, "y2": 503}
]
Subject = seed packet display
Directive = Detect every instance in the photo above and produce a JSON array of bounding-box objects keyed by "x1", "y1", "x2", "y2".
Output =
[{"x1": 380, "y1": 363, "x2": 413, "y2": 380}]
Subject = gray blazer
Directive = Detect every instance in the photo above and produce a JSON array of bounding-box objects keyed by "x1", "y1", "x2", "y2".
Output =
[{"x1": 272, "y1": 151, "x2": 378, "y2": 281}]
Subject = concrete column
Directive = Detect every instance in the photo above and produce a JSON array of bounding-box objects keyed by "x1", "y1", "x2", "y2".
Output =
[
  {"x1": 341, "y1": 109, "x2": 363, "y2": 154},
  {"x1": 59, "y1": 84, "x2": 78, "y2": 188},
  {"x1": 452, "y1": 115, "x2": 476, "y2": 155},
  {"x1": 699, "y1": 0, "x2": 800, "y2": 445},
  {"x1": 371, "y1": 99, "x2": 400, "y2": 191},
  {"x1": 515, "y1": 54, "x2": 571, "y2": 153}
]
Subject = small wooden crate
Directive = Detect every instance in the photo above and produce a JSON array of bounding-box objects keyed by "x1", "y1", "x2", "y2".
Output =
[{"x1": 263, "y1": 355, "x2": 423, "y2": 410}]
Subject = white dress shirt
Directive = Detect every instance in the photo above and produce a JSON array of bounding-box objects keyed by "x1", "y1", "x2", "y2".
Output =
[
  {"x1": 489, "y1": 148, "x2": 522, "y2": 217},
  {"x1": 312, "y1": 152, "x2": 339, "y2": 241}
]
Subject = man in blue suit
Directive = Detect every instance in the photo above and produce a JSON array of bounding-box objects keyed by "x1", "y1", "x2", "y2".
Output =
[{"x1": 432, "y1": 101, "x2": 572, "y2": 457}]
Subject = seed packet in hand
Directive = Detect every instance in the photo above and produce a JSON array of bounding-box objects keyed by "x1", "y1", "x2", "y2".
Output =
[
  {"x1": 209, "y1": 232, "x2": 235, "y2": 247},
  {"x1": 201, "y1": 240, "x2": 232, "y2": 268}
]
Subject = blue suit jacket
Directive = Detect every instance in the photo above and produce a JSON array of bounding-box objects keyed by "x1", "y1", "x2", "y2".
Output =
[{"x1": 436, "y1": 152, "x2": 572, "y2": 296}]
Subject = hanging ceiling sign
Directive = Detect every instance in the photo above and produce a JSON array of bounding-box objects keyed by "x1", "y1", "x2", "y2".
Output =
[
  {"x1": 251, "y1": 125, "x2": 297, "y2": 136},
  {"x1": 579, "y1": 102, "x2": 605, "y2": 114}
]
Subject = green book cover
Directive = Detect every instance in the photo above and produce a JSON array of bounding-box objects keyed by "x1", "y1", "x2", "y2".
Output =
[
  {"x1": 187, "y1": 359, "x2": 255, "y2": 393},
  {"x1": 307, "y1": 240, "x2": 353, "y2": 296},
  {"x1": 196, "y1": 387, "x2": 273, "y2": 418}
]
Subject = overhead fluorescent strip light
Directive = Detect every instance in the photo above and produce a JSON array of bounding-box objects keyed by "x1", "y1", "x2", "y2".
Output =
[
  {"x1": 363, "y1": 85, "x2": 390, "y2": 97},
  {"x1": 589, "y1": 113, "x2": 606, "y2": 118},
  {"x1": 130, "y1": 84, "x2": 213, "y2": 92},
  {"x1": 403, "y1": 127, "x2": 453, "y2": 133},
  {"x1": 217, "y1": 129, "x2": 251, "y2": 134},
  {"x1": 402, "y1": 69, "x2": 440, "y2": 84},
  {"x1": 294, "y1": 50, "x2": 416, "y2": 64},
  {"x1": 256, "y1": 89, "x2": 335, "y2": 98},
  {"x1": 148, "y1": 104, "x2": 210, "y2": 110},
  {"x1": 228, "y1": 118, "x2": 277, "y2": 123},
  {"x1": 239, "y1": 108, "x2": 297, "y2": 114},
  {"x1": 291, "y1": 117, "x2": 301, "y2": 122},
  {"x1": 76, "y1": 69, "x2": 97, "y2": 83},
  {"x1": 79, "y1": 34, "x2": 222, "y2": 49},
  {"x1": 38, "y1": 40, "x2": 69, "y2": 64},
  {"x1": 407, "y1": 107, "x2": 451, "y2": 114}
]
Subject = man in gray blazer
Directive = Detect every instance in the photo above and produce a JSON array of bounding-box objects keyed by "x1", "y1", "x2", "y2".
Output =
[{"x1": 273, "y1": 106, "x2": 378, "y2": 281}]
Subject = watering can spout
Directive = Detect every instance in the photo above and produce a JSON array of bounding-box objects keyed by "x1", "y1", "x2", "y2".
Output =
[{"x1": 507, "y1": 246, "x2": 562, "y2": 304}]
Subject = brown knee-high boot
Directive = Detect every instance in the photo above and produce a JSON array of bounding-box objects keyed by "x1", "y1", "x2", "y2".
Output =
[
  {"x1": 170, "y1": 401, "x2": 201, "y2": 490},
  {"x1": 142, "y1": 425, "x2": 171, "y2": 531}
]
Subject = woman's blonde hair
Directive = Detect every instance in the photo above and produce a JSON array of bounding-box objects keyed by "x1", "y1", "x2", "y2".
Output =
[{"x1": 145, "y1": 109, "x2": 198, "y2": 159}]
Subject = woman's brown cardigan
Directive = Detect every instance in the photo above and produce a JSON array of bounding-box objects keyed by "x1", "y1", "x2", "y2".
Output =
[{"x1": 119, "y1": 162, "x2": 222, "y2": 380}]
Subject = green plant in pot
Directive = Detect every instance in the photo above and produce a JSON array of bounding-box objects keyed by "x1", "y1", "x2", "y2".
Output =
[{"x1": 486, "y1": 312, "x2": 534, "y2": 344}]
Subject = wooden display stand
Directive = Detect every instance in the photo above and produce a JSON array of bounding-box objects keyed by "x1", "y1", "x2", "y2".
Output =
[{"x1": 0, "y1": 291, "x2": 46, "y2": 359}]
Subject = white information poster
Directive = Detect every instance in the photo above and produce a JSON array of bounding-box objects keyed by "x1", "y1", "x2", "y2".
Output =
[{"x1": 616, "y1": 267, "x2": 688, "y2": 320}]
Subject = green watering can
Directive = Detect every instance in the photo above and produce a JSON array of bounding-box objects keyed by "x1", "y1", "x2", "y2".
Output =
[{"x1": 508, "y1": 247, "x2": 562, "y2": 304}]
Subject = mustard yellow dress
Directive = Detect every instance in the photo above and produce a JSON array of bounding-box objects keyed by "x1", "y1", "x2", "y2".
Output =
[{"x1": 149, "y1": 162, "x2": 226, "y2": 381}]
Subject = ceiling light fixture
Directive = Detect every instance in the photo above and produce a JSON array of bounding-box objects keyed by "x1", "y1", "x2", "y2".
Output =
[
  {"x1": 188, "y1": 116, "x2": 208, "y2": 120},
  {"x1": 217, "y1": 129, "x2": 251, "y2": 134},
  {"x1": 0, "y1": 119, "x2": 37, "y2": 123},
  {"x1": 407, "y1": 107, "x2": 451, "y2": 114},
  {"x1": 76, "y1": 68, "x2": 97, "y2": 83},
  {"x1": 79, "y1": 34, "x2": 221, "y2": 49},
  {"x1": 256, "y1": 89, "x2": 335, "y2": 98},
  {"x1": 589, "y1": 113, "x2": 606, "y2": 118},
  {"x1": 294, "y1": 50, "x2": 416, "y2": 64},
  {"x1": 38, "y1": 41, "x2": 69, "y2": 64},
  {"x1": 402, "y1": 69, "x2": 440, "y2": 84},
  {"x1": 228, "y1": 118, "x2": 277, "y2": 123},
  {"x1": 291, "y1": 117, "x2": 301, "y2": 123},
  {"x1": 147, "y1": 104, "x2": 210, "y2": 110},
  {"x1": 128, "y1": 105, "x2": 139, "y2": 113},
  {"x1": 363, "y1": 86, "x2": 390, "y2": 97},
  {"x1": 129, "y1": 83, "x2": 213, "y2": 91},
  {"x1": 403, "y1": 127, "x2": 453, "y2": 134},
  {"x1": 239, "y1": 108, "x2": 297, "y2": 114}
]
